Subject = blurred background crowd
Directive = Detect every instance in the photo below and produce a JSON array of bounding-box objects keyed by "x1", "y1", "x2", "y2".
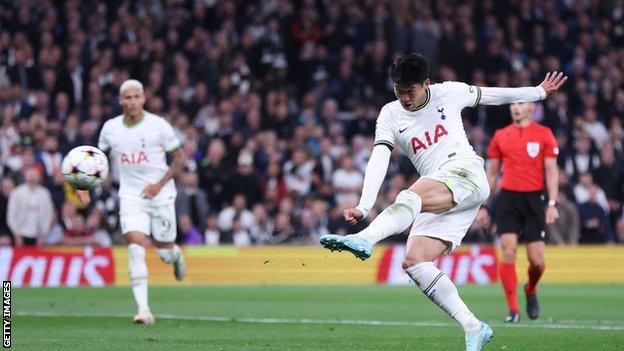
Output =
[{"x1": 0, "y1": 0, "x2": 623, "y2": 247}]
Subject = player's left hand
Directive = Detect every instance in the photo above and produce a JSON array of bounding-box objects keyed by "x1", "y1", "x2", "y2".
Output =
[
  {"x1": 141, "y1": 183, "x2": 162, "y2": 199},
  {"x1": 545, "y1": 205, "x2": 559, "y2": 224},
  {"x1": 539, "y1": 71, "x2": 568, "y2": 97}
]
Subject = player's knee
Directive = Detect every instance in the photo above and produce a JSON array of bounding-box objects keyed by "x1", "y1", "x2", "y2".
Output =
[
  {"x1": 395, "y1": 190, "x2": 423, "y2": 215},
  {"x1": 402, "y1": 255, "x2": 431, "y2": 270}
]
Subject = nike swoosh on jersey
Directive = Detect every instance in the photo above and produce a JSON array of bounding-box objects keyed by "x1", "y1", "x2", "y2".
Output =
[{"x1": 399, "y1": 127, "x2": 409, "y2": 133}]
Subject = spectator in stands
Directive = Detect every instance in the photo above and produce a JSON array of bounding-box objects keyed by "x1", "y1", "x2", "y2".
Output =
[
  {"x1": 178, "y1": 215, "x2": 203, "y2": 246},
  {"x1": 283, "y1": 148, "x2": 315, "y2": 197},
  {"x1": 593, "y1": 143, "x2": 622, "y2": 202},
  {"x1": 563, "y1": 133, "x2": 601, "y2": 181},
  {"x1": 616, "y1": 217, "x2": 624, "y2": 244},
  {"x1": 176, "y1": 171, "x2": 209, "y2": 231},
  {"x1": 0, "y1": 177, "x2": 14, "y2": 245},
  {"x1": 249, "y1": 204, "x2": 273, "y2": 245},
  {"x1": 331, "y1": 153, "x2": 363, "y2": 205},
  {"x1": 6, "y1": 167, "x2": 54, "y2": 247},
  {"x1": 270, "y1": 212, "x2": 298, "y2": 244},
  {"x1": 61, "y1": 214, "x2": 99, "y2": 246},
  {"x1": 582, "y1": 109, "x2": 609, "y2": 149},
  {"x1": 225, "y1": 151, "x2": 263, "y2": 207},
  {"x1": 218, "y1": 194, "x2": 254, "y2": 244},
  {"x1": 574, "y1": 172, "x2": 610, "y2": 212},
  {"x1": 260, "y1": 161, "x2": 288, "y2": 203},
  {"x1": 546, "y1": 190, "x2": 581, "y2": 245},
  {"x1": 203, "y1": 216, "x2": 221, "y2": 246},
  {"x1": 85, "y1": 210, "x2": 112, "y2": 247},
  {"x1": 578, "y1": 186, "x2": 610, "y2": 243},
  {"x1": 198, "y1": 138, "x2": 230, "y2": 209}
]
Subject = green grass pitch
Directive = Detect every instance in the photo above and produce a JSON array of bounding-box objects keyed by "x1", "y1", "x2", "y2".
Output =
[{"x1": 11, "y1": 284, "x2": 624, "y2": 350}]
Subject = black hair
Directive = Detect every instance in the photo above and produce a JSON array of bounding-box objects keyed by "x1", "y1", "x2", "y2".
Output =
[{"x1": 390, "y1": 53, "x2": 430, "y2": 87}]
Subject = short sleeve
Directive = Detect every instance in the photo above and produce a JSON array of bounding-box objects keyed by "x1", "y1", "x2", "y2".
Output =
[
  {"x1": 440, "y1": 81, "x2": 482, "y2": 108},
  {"x1": 487, "y1": 131, "x2": 502, "y2": 159},
  {"x1": 373, "y1": 106, "x2": 395, "y2": 151},
  {"x1": 543, "y1": 128, "x2": 559, "y2": 158},
  {"x1": 160, "y1": 118, "x2": 182, "y2": 153},
  {"x1": 97, "y1": 123, "x2": 110, "y2": 152}
]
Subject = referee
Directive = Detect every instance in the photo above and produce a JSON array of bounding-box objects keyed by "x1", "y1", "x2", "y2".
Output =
[{"x1": 486, "y1": 101, "x2": 560, "y2": 323}]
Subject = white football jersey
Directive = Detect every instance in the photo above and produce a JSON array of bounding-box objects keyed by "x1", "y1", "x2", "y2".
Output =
[
  {"x1": 374, "y1": 82, "x2": 483, "y2": 176},
  {"x1": 98, "y1": 111, "x2": 181, "y2": 204}
]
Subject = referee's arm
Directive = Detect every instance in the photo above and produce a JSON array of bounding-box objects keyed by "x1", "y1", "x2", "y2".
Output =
[{"x1": 544, "y1": 157, "x2": 560, "y2": 224}]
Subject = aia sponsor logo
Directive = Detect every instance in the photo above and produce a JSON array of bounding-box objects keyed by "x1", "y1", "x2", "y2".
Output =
[
  {"x1": 121, "y1": 151, "x2": 149, "y2": 165},
  {"x1": 411, "y1": 124, "x2": 449, "y2": 154},
  {"x1": 0, "y1": 247, "x2": 114, "y2": 287},
  {"x1": 377, "y1": 245, "x2": 498, "y2": 285}
]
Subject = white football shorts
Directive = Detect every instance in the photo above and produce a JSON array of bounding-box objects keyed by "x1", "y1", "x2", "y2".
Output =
[
  {"x1": 119, "y1": 198, "x2": 177, "y2": 243},
  {"x1": 409, "y1": 157, "x2": 490, "y2": 253}
]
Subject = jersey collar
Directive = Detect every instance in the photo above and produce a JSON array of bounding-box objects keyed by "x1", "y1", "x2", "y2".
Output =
[
  {"x1": 406, "y1": 87, "x2": 430, "y2": 113},
  {"x1": 123, "y1": 110, "x2": 145, "y2": 128}
]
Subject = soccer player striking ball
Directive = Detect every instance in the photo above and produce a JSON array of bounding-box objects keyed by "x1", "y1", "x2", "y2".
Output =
[
  {"x1": 77, "y1": 79, "x2": 186, "y2": 324},
  {"x1": 486, "y1": 102, "x2": 559, "y2": 323},
  {"x1": 320, "y1": 53, "x2": 566, "y2": 351}
]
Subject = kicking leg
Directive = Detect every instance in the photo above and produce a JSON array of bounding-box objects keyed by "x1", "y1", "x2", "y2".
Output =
[
  {"x1": 126, "y1": 231, "x2": 154, "y2": 324},
  {"x1": 403, "y1": 236, "x2": 492, "y2": 351},
  {"x1": 320, "y1": 178, "x2": 453, "y2": 259}
]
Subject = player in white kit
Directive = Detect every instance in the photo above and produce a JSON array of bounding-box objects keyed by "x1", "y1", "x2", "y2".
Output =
[
  {"x1": 320, "y1": 53, "x2": 567, "y2": 350},
  {"x1": 78, "y1": 79, "x2": 187, "y2": 325}
]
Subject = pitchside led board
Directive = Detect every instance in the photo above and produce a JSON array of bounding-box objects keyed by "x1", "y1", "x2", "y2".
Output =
[{"x1": 0, "y1": 245, "x2": 623, "y2": 287}]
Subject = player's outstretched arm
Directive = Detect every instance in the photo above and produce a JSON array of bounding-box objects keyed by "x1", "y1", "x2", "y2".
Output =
[
  {"x1": 477, "y1": 71, "x2": 568, "y2": 106},
  {"x1": 344, "y1": 145, "x2": 391, "y2": 225},
  {"x1": 141, "y1": 147, "x2": 186, "y2": 199}
]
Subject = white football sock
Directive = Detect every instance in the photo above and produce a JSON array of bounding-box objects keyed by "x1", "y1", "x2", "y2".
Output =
[
  {"x1": 405, "y1": 262, "x2": 480, "y2": 332},
  {"x1": 157, "y1": 245, "x2": 182, "y2": 264},
  {"x1": 128, "y1": 243, "x2": 150, "y2": 314},
  {"x1": 356, "y1": 190, "x2": 422, "y2": 244}
]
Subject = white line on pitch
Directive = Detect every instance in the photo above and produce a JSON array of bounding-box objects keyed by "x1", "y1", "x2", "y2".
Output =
[{"x1": 14, "y1": 311, "x2": 624, "y2": 331}]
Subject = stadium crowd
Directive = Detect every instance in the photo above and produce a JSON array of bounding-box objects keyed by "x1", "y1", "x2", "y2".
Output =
[{"x1": 0, "y1": 0, "x2": 623, "y2": 247}]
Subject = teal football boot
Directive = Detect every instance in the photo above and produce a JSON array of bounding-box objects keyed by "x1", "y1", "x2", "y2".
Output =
[
  {"x1": 319, "y1": 234, "x2": 372, "y2": 260},
  {"x1": 465, "y1": 321, "x2": 493, "y2": 351}
]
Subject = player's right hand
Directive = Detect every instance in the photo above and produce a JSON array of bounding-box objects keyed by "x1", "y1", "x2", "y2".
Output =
[
  {"x1": 76, "y1": 190, "x2": 91, "y2": 206},
  {"x1": 539, "y1": 71, "x2": 568, "y2": 96},
  {"x1": 343, "y1": 208, "x2": 363, "y2": 225}
]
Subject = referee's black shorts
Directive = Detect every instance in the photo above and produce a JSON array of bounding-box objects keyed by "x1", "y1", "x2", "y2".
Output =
[{"x1": 494, "y1": 190, "x2": 546, "y2": 242}]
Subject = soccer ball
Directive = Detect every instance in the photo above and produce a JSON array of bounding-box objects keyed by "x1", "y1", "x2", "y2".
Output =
[{"x1": 61, "y1": 145, "x2": 109, "y2": 190}]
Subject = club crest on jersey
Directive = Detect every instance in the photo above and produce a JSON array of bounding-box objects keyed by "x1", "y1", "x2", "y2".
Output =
[
  {"x1": 526, "y1": 142, "x2": 540, "y2": 158},
  {"x1": 121, "y1": 151, "x2": 150, "y2": 165},
  {"x1": 411, "y1": 124, "x2": 448, "y2": 154}
]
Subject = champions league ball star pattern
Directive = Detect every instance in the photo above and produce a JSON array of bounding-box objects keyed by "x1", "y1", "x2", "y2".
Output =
[{"x1": 61, "y1": 145, "x2": 109, "y2": 191}]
